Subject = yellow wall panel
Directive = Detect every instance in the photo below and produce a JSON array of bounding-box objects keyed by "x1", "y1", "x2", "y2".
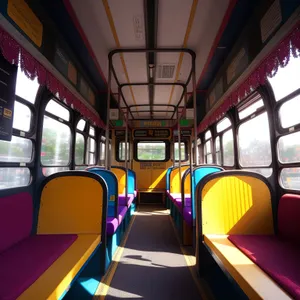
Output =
[
  {"x1": 38, "y1": 176, "x2": 103, "y2": 235},
  {"x1": 202, "y1": 175, "x2": 274, "y2": 235}
]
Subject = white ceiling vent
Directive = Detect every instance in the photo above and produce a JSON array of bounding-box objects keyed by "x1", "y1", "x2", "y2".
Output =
[{"x1": 156, "y1": 64, "x2": 176, "y2": 79}]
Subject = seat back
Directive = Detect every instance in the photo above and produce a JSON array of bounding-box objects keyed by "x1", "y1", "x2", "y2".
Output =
[
  {"x1": 197, "y1": 171, "x2": 274, "y2": 236},
  {"x1": 111, "y1": 166, "x2": 135, "y2": 195},
  {"x1": 278, "y1": 194, "x2": 300, "y2": 242},
  {"x1": 87, "y1": 167, "x2": 118, "y2": 218},
  {"x1": 170, "y1": 165, "x2": 189, "y2": 193},
  {"x1": 37, "y1": 171, "x2": 107, "y2": 237},
  {"x1": 0, "y1": 192, "x2": 32, "y2": 253}
]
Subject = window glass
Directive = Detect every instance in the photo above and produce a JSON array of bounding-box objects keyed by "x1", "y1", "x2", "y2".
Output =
[
  {"x1": 42, "y1": 167, "x2": 70, "y2": 177},
  {"x1": 197, "y1": 139, "x2": 203, "y2": 164},
  {"x1": 205, "y1": 130, "x2": 211, "y2": 140},
  {"x1": 137, "y1": 142, "x2": 166, "y2": 161},
  {"x1": 0, "y1": 136, "x2": 32, "y2": 162},
  {"x1": 222, "y1": 129, "x2": 234, "y2": 166},
  {"x1": 118, "y1": 141, "x2": 129, "y2": 161},
  {"x1": 15, "y1": 68, "x2": 39, "y2": 103},
  {"x1": 87, "y1": 137, "x2": 96, "y2": 165},
  {"x1": 13, "y1": 101, "x2": 31, "y2": 132},
  {"x1": 205, "y1": 140, "x2": 213, "y2": 164},
  {"x1": 75, "y1": 133, "x2": 85, "y2": 165},
  {"x1": 277, "y1": 132, "x2": 300, "y2": 164},
  {"x1": 46, "y1": 100, "x2": 70, "y2": 121},
  {"x1": 0, "y1": 167, "x2": 30, "y2": 189},
  {"x1": 77, "y1": 119, "x2": 86, "y2": 131},
  {"x1": 41, "y1": 116, "x2": 71, "y2": 166},
  {"x1": 174, "y1": 142, "x2": 187, "y2": 161},
  {"x1": 280, "y1": 168, "x2": 300, "y2": 190},
  {"x1": 268, "y1": 55, "x2": 300, "y2": 101},
  {"x1": 100, "y1": 141, "x2": 105, "y2": 162},
  {"x1": 243, "y1": 168, "x2": 273, "y2": 178},
  {"x1": 89, "y1": 126, "x2": 95, "y2": 137},
  {"x1": 279, "y1": 96, "x2": 300, "y2": 128},
  {"x1": 238, "y1": 99, "x2": 264, "y2": 120},
  {"x1": 215, "y1": 137, "x2": 221, "y2": 164},
  {"x1": 238, "y1": 112, "x2": 272, "y2": 167},
  {"x1": 217, "y1": 117, "x2": 231, "y2": 133}
]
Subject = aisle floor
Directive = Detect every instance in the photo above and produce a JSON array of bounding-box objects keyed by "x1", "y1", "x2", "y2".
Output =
[{"x1": 98, "y1": 206, "x2": 207, "y2": 300}]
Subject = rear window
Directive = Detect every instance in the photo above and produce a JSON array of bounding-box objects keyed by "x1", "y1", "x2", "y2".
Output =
[{"x1": 136, "y1": 141, "x2": 166, "y2": 161}]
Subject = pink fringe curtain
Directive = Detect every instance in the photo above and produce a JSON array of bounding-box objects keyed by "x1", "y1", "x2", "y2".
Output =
[
  {"x1": 198, "y1": 21, "x2": 300, "y2": 133},
  {"x1": 0, "y1": 26, "x2": 105, "y2": 129}
]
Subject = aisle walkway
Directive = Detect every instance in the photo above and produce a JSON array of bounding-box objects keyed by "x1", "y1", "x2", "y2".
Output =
[{"x1": 96, "y1": 206, "x2": 208, "y2": 299}]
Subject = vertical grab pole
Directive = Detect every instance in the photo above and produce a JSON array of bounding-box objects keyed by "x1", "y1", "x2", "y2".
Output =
[
  {"x1": 177, "y1": 108, "x2": 181, "y2": 193},
  {"x1": 125, "y1": 108, "x2": 128, "y2": 206},
  {"x1": 192, "y1": 59, "x2": 198, "y2": 166},
  {"x1": 105, "y1": 60, "x2": 112, "y2": 170}
]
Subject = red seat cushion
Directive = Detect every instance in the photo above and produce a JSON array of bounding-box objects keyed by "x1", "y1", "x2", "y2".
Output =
[
  {"x1": 228, "y1": 235, "x2": 300, "y2": 299},
  {"x1": 0, "y1": 234, "x2": 77, "y2": 300},
  {"x1": 278, "y1": 194, "x2": 300, "y2": 242}
]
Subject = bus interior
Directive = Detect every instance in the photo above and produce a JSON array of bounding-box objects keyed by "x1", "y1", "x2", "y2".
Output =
[{"x1": 0, "y1": 0, "x2": 300, "y2": 299}]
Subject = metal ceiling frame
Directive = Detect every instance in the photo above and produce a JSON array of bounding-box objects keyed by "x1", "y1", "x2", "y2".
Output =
[{"x1": 105, "y1": 47, "x2": 198, "y2": 169}]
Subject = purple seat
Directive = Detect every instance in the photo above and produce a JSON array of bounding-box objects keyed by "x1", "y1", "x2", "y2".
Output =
[
  {"x1": 174, "y1": 198, "x2": 182, "y2": 211},
  {"x1": 106, "y1": 206, "x2": 128, "y2": 236},
  {"x1": 228, "y1": 235, "x2": 300, "y2": 299},
  {"x1": 184, "y1": 196, "x2": 191, "y2": 207},
  {"x1": 228, "y1": 194, "x2": 300, "y2": 299},
  {"x1": 0, "y1": 235, "x2": 77, "y2": 300},
  {"x1": 118, "y1": 194, "x2": 134, "y2": 207},
  {"x1": 183, "y1": 207, "x2": 192, "y2": 227}
]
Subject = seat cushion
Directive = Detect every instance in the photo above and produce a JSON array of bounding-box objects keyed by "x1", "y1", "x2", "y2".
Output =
[
  {"x1": 0, "y1": 234, "x2": 77, "y2": 300},
  {"x1": 184, "y1": 196, "x2": 191, "y2": 207},
  {"x1": 0, "y1": 192, "x2": 32, "y2": 253},
  {"x1": 106, "y1": 206, "x2": 128, "y2": 236},
  {"x1": 183, "y1": 207, "x2": 192, "y2": 227},
  {"x1": 170, "y1": 193, "x2": 181, "y2": 203},
  {"x1": 228, "y1": 235, "x2": 300, "y2": 299},
  {"x1": 118, "y1": 194, "x2": 134, "y2": 207},
  {"x1": 118, "y1": 206, "x2": 128, "y2": 223}
]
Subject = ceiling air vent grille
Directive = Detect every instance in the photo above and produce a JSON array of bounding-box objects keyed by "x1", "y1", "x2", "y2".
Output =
[{"x1": 156, "y1": 64, "x2": 176, "y2": 79}]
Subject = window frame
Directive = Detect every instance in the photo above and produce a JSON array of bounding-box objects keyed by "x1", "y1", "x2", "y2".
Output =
[
  {"x1": 236, "y1": 92, "x2": 273, "y2": 173},
  {"x1": 40, "y1": 97, "x2": 73, "y2": 168},
  {"x1": 134, "y1": 140, "x2": 170, "y2": 162},
  {"x1": 204, "y1": 129, "x2": 213, "y2": 164}
]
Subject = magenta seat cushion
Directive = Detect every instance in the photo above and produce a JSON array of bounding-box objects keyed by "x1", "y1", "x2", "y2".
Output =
[
  {"x1": 118, "y1": 206, "x2": 128, "y2": 223},
  {"x1": 278, "y1": 194, "x2": 300, "y2": 242},
  {"x1": 106, "y1": 217, "x2": 119, "y2": 236},
  {"x1": 183, "y1": 207, "x2": 192, "y2": 227},
  {"x1": 228, "y1": 235, "x2": 300, "y2": 299},
  {"x1": 184, "y1": 196, "x2": 191, "y2": 207},
  {"x1": 118, "y1": 194, "x2": 134, "y2": 207},
  {"x1": 0, "y1": 192, "x2": 32, "y2": 253},
  {"x1": 0, "y1": 234, "x2": 77, "y2": 300}
]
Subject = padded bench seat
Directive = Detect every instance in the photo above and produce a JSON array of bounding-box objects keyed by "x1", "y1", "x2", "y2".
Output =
[
  {"x1": 118, "y1": 194, "x2": 135, "y2": 207},
  {"x1": 204, "y1": 234, "x2": 291, "y2": 299},
  {"x1": 106, "y1": 206, "x2": 128, "y2": 235},
  {"x1": 7, "y1": 235, "x2": 100, "y2": 300},
  {"x1": 183, "y1": 207, "x2": 192, "y2": 227},
  {"x1": 228, "y1": 235, "x2": 300, "y2": 299}
]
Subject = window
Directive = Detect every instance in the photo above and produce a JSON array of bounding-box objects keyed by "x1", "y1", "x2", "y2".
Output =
[
  {"x1": 216, "y1": 117, "x2": 231, "y2": 133},
  {"x1": 238, "y1": 112, "x2": 272, "y2": 167},
  {"x1": 13, "y1": 101, "x2": 32, "y2": 132},
  {"x1": 237, "y1": 95, "x2": 272, "y2": 177},
  {"x1": 77, "y1": 119, "x2": 86, "y2": 131},
  {"x1": 117, "y1": 141, "x2": 129, "y2": 161},
  {"x1": 75, "y1": 133, "x2": 85, "y2": 165},
  {"x1": 87, "y1": 137, "x2": 96, "y2": 165},
  {"x1": 0, "y1": 67, "x2": 38, "y2": 189},
  {"x1": 174, "y1": 142, "x2": 187, "y2": 161},
  {"x1": 136, "y1": 141, "x2": 166, "y2": 161},
  {"x1": 222, "y1": 129, "x2": 234, "y2": 166},
  {"x1": 279, "y1": 96, "x2": 300, "y2": 129},
  {"x1": 0, "y1": 136, "x2": 32, "y2": 163},
  {"x1": 204, "y1": 130, "x2": 213, "y2": 164},
  {"x1": 215, "y1": 137, "x2": 221, "y2": 164},
  {"x1": 15, "y1": 68, "x2": 39, "y2": 104},
  {"x1": 268, "y1": 54, "x2": 300, "y2": 101},
  {"x1": 89, "y1": 126, "x2": 95, "y2": 137},
  {"x1": 46, "y1": 100, "x2": 70, "y2": 121},
  {"x1": 268, "y1": 55, "x2": 300, "y2": 190},
  {"x1": 99, "y1": 137, "x2": 106, "y2": 165},
  {"x1": 41, "y1": 100, "x2": 71, "y2": 176},
  {"x1": 197, "y1": 139, "x2": 203, "y2": 164}
]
